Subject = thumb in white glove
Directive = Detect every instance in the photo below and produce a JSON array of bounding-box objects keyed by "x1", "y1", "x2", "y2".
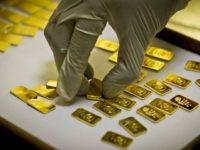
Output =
[{"x1": 44, "y1": 0, "x2": 190, "y2": 102}]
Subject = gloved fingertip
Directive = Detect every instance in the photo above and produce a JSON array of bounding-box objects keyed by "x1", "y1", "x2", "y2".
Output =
[{"x1": 77, "y1": 77, "x2": 89, "y2": 96}]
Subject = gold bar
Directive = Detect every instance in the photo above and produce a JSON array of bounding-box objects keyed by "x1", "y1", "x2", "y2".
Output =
[
  {"x1": 13, "y1": 1, "x2": 41, "y2": 14},
  {"x1": 119, "y1": 116, "x2": 147, "y2": 136},
  {"x1": 0, "y1": 33, "x2": 24, "y2": 45},
  {"x1": 0, "y1": 40, "x2": 10, "y2": 52},
  {"x1": 27, "y1": 98, "x2": 56, "y2": 114},
  {"x1": 195, "y1": 79, "x2": 200, "y2": 87},
  {"x1": 149, "y1": 98, "x2": 178, "y2": 115},
  {"x1": 0, "y1": 9, "x2": 26, "y2": 23},
  {"x1": 86, "y1": 78, "x2": 102, "y2": 101},
  {"x1": 108, "y1": 51, "x2": 118, "y2": 63},
  {"x1": 31, "y1": 84, "x2": 58, "y2": 99},
  {"x1": 72, "y1": 108, "x2": 101, "y2": 126},
  {"x1": 33, "y1": 9, "x2": 53, "y2": 20},
  {"x1": 10, "y1": 86, "x2": 38, "y2": 103},
  {"x1": 185, "y1": 60, "x2": 200, "y2": 72},
  {"x1": 22, "y1": 16, "x2": 48, "y2": 29},
  {"x1": 46, "y1": 80, "x2": 57, "y2": 89},
  {"x1": 142, "y1": 56, "x2": 165, "y2": 71},
  {"x1": 0, "y1": 21, "x2": 12, "y2": 32},
  {"x1": 136, "y1": 71, "x2": 147, "y2": 83},
  {"x1": 45, "y1": 1, "x2": 59, "y2": 11},
  {"x1": 101, "y1": 131, "x2": 133, "y2": 149},
  {"x1": 25, "y1": 0, "x2": 52, "y2": 7},
  {"x1": 9, "y1": 24, "x2": 38, "y2": 36},
  {"x1": 95, "y1": 38, "x2": 119, "y2": 52}
]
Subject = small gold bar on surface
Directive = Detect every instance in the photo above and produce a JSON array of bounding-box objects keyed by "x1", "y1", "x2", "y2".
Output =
[
  {"x1": 108, "y1": 51, "x2": 118, "y2": 63},
  {"x1": 170, "y1": 95, "x2": 199, "y2": 112},
  {"x1": 149, "y1": 98, "x2": 178, "y2": 115},
  {"x1": 0, "y1": 40, "x2": 10, "y2": 52},
  {"x1": 137, "y1": 105, "x2": 166, "y2": 123},
  {"x1": 163, "y1": 73, "x2": 191, "y2": 89},
  {"x1": 101, "y1": 131, "x2": 133, "y2": 150},
  {"x1": 145, "y1": 79, "x2": 172, "y2": 95},
  {"x1": 22, "y1": 16, "x2": 48, "y2": 29},
  {"x1": 33, "y1": 9, "x2": 53, "y2": 20},
  {"x1": 45, "y1": 1, "x2": 59, "y2": 11},
  {"x1": 72, "y1": 108, "x2": 101, "y2": 126},
  {"x1": 195, "y1": 79, "x2": 200, "y2": 87},
  {"x1": 86, "y1": 78, "x2": 102, "y2": 101},
  {"x1": 0, "y1": 9, "x2": 26, "y2": 23},
  {"x1": 119, "y1": 116, "x2": 147, "y2": 136},
  {"x1": 95, "y1": 38, "x2": 119, "y2": 52},
  {"x1": 25, "y1": 0, "x2": 52, "y2": 7},
  {"x1": 0, "y1": 33, "x2": 24, "y2": 45},
  {"x1": 93, "y1": 101, "x2": 121, "y2": 118},
  {"x1": 106, "y1": 95, "x2": 136, "y2": 110},
  {"x1": 146, "y1": 46, "x2": 174, "y2": 61},
  {"x1": 46, "y1": 80, "x2": 57, "y2": 89},
  {"x1": 13, "y1": 1, "x2": 41, "y2": 14},
  {"x1": 142, "y1": 56, "x2": 165, "y2": 71},
  {"x1": 27, "y1": 98, "x2": 56, "y2": 114},
  {"x1": 124, "y1": 84, "x2": 152, "y2": 100},
  {"x1": 136, "y1": 71, "x2": 147, "y2": 82},
  {"x1": 31, "y1": 84, "x2": 58, "y2": 99},
  {"x1": 9, "y1": 24, "x2": 38, "y2": 36},
  {"x1": 10, "y1": 86, "x2": 38, "y2": 103},
  {"x1": 184, "y1": 60, "x2": 200, "y2": 72}
]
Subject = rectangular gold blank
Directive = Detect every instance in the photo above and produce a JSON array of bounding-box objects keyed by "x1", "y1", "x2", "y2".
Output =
[
  {"x1": 46, "y1": 80, "x2": 57, "y2": 89},
  {"x1": 124, "y1": 84, "x2": 152, "y2": 100},
  {"x1": 0, "y1": 9, "x2": 26, "y2": 23},
  {"x1": 9, "y1": 24, "x2": 38, "y2": 36},
  {"x1": 22, "y1": 16, "x2": 48, "y2": 29},
  {"x1": 0, "y1": 33, "x2": 24, "y2": 45},
  {"x1": 31, "y1": 84, "x2": 57, "y2": 99},
  {"x1": 149, "y1": 98, "x2": 178, "y2": 115},
  {"x1": 95, "y1": 38, "x2": 119, "y2": 52},
  {"x1": 163, "y1": 73, "x2": 191, "y2": 89},
  {"x1": 93, "y1": 101, "x2": 121, "y2": 118},
  {"x1": 142, "y1": 56, "x2": 165, "y2": 71},
  {"x1": 72, "y1": 108, "x2": 101, "y2": 126},
  {"x1": 10, "y1": 86, "x2": 38, "y2": 103},
  {"x1": 170, "y1": 95, "x2": 199, "y2": 112},
  {"x1": 0, "y1": 41, "x2": 10, "y2": 52},
  {"x1": 13, "y1": 1, "x2": 41, "y2": 14},
  {"x1": 45, "y1": 2, "x2": 59, "y2": 11},
  {"x1": 27, "y1": 98, "x2": 56, "y2": 114},
  {"x1": 101, "y1": 131, "x2": 133, "y2": 149},
  {"x1": 184, "y1": 60, "x2": 200, "y2": 72},
  {"x1": 119, "y1": 116, "x2": 147, "y2": 136},
  {"x1": 146, "y1": 46, "x2": 174, "y2": 61},
  {"x1": 145, "y1": 79, "x2": 172, "y2": 95},
  {"x1": 137, "y1": 105, "x2": 166, "y2": 123},
  {"x1": 86, "y1": 78, "x2": 102, "y2": 101},
  {"x1": 33, "y1": 9, "x2": 53, "y2": 20}
]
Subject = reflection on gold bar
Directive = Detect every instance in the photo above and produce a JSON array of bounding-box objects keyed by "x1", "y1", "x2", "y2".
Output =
[
  {"x1": 146, "y1": 46, "x2": 174, "y2": 61},
  {"x1": 86, "y1": 78, "x2": 102, "y2": 101},
  {"x1": 26, "y1": 0, "x2": 52, "y2": 7},
  {"x1": 137, "y1": 105, "x2": 166, "y2": 123},
  {"x1": 149, "y1": 98, "x2": 178, "y2": 115},
  {"x1": 10, "y1": 86, "x2": 38, "y2": 103},
  {"x1": 27, "y1": 98, "x2": 56, "y2": 114},
  {"x1": 45, "y1": 2, "x2": 59, "y2": 11},
  {"x1": 119, "y1": 116, "x2": 147, "y2": 136},
  {"x1": 34, "y1": 9, "x2": 53, "y2": 20},
  {"x1": 0, "y1": 9, "x2": 26, "y2": 23},
  {"x1": 9, "y1": 24, "x2": 38, "y2": 36},
  {"x1": 108, "y1": 51, "x2": 118, "y2": 63},
  {"x1": 13, "y1": 1, "x2": 41, "y2": 14},
  {"x1": 22, "y1": 16, "x2": 48, "y2": 29},
  {"x1": 72, "y1": 108, "x2": 101, "y2": 126},
  {"x1": 46, "y1": 80, "x2": 57, "y2": 89},
  {"x1": 142, "y1": 56, "x2": 165, "y2": 71},
  {"x1": 31, "y1": 84, "x2": 58, "y2": 99},
  {"x1": 0, "y1": 33, "x2": 24, "y2": 45},
  {"x1": 185, "y1": 60, "x2": 200, "y2": 72},
  {"x1": 101, "y1": 131, "x2": 133, "y2": 150},
  {"x1": 96, "y1": 38, "x2": 119, "y2": 52},
  {"x1": 0, "y1": 41, "x2": 10, "y2": 52}
]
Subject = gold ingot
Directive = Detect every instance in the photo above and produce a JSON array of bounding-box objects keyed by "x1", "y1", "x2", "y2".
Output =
[
  {"x1": 72, "y1": 108, "x2": 101, "y2": 126},
  {"x1": 13, "y1": 1, "x2": 41, "y2": 14},
  {"x1": 0, "y1": 41, "x2": 10, "y2": 52},
  {"x1": 9, "y1": 24, "x2": 38, "y2": 36},
  {"x1": 119, "y1": 116, "x2": 147, "y2": 136},
  {"x1": 0, "y1": 9, "x2": 26, "y2": 23},
  {"x1": 0, "y1": 21, "x2": 12, "y2": 32},
  {"x1": 45, "y1": 2, "x2": 59, "y2": 11},
  {"x1": 137, "y1": 105, "x2": 166, "y2": 123},
  {"x1": 124, "y1": 84, "x2": 152, "y2": 100},
  {"x1": 170, "y1": 95, "x2": 199, "y2": 112},
  {"x1": 149, "y1": 98, "x2": 178, "y2": 115},
  {"x1": 185, "y1": 60, "x2": 200, "y2": 72},
  {"x1": 86, "y1": 78, "x2": 102, "y2": 101},
  {"x1": 10, "y1": 86, "x2": 38, "y2": 103},
  {"x1": 31, "y1": 84, "x2": 58, "y2": 99},
  {"x1": 145, "y1": 79, "x2": 172, "y2": 95},
  {"x1": 0, "y1": 33, "x2": 24, "y2": 45},
  {"x1": 195, "y1": 79, "x2": 200, "y2": 87},
  {"x1": 106, "y1": 95, "x2": 136, "y2": 110},
  {"x1": 34, "y1": 9, "x2": 53, "y2": 20},
  {"x1": 46, "y1": 80, "x2": 57, "y2": 89},
  {"x1": 93, "y1": 101, "x2": 121, "y2": 118},
  {"x1": 95, "y1": 38, "x2": 119, "y2": 52},
  {"x1": 146, "y1": 46, "x2": 174, "y2": 61},
  {"x1": 25, "y1": 0, "x2": 52, "y2": 7},
  {"x1": 27, "y1": 98, "x2": 56, "y2": 114},
  {"x1": 163, "y1": 73, "x2": 191, "y2": 89},
  {"x1": 22, "y1": 16, "x2": 48, "y2": 29},
  {"x1": 101, "y1": 131, "x2": 133, "y2": 149},
  {"x1": 108, "y1": 51, "x2": 118, "y2": 63},
  {"x1": 142, "y1": 56, "x2": 165, "y2": 71}
]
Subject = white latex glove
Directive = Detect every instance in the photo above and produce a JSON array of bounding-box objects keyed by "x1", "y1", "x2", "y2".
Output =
[{"x1": 44, "y1": 0, "x2": 190, "y2": 102}]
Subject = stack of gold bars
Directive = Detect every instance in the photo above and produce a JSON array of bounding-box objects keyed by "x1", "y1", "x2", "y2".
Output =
[
  {"x1": 0, "y1": 0, "x2": 59, "y2": 52},
  {"x1": 10, "y1": 35, "x2": 200, "y2": 148}
]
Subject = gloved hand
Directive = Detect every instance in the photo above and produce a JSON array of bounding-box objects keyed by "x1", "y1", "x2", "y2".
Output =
[{"x1": 44, "y1": 0, "x2": 190, "y2": 102}]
